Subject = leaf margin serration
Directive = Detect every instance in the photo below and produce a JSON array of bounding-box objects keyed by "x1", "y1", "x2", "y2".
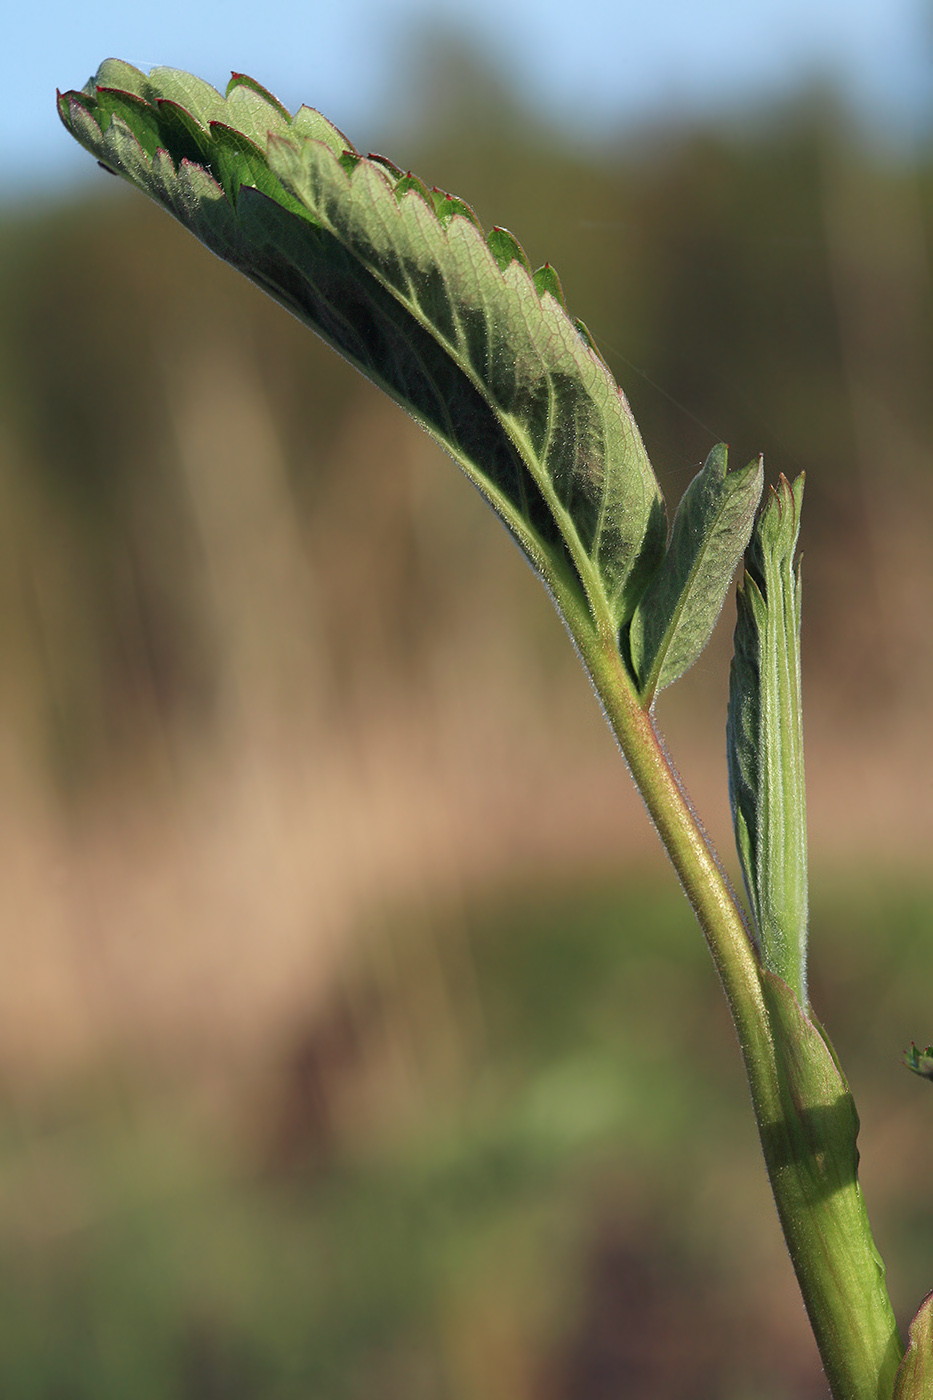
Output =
[{"x1": 58, "y1": 60, "x2": 668, "y2": 640}]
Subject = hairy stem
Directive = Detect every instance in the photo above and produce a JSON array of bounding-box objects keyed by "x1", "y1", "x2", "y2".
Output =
[{"x1": 564, "y1": 600, "x2": 903, "y2": 1400}]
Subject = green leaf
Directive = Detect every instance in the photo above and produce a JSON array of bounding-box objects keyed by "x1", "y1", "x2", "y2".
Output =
[
  {"x1": 531, "y1": 262, "x2": 567, "y2": 308},
  {"x1": 894, "y1": 1291, "x2": 933, "y2": 1398},
  {"x1": 226, "y1": 71, "x2": 292, "y2": 123},
  {"x1": 430, "y1": 189, "x2": 483, "y2": 230},
  {"x1": 727, "y1": 473, "x2": 807, "y2": 1005},
  {"x1": 629, "y1": 443, "x2": 763, "y2": 700},
  {"x1": 571, "y1": 317, "x2": 607, "y2": 365},
  {"x1": 486, "y1": 227, "x2": 531, "y2": 273},
  {"x1": 58, "y1": 61, "x2": 668, "y2": 640}
]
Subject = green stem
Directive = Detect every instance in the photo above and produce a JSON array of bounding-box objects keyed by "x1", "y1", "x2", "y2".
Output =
[{"x1": 564, "y1": 602, "x2": 903, "y2": 1400}]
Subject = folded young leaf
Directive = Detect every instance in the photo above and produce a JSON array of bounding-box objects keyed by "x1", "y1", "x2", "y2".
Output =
[
  {"x1": 629, "y1": 444, "x2": 763, "y2": 701},
  {"x1": 727, "y1": 473, "x2": 807, "y2": 1005},
  {"x1": 58, "y1": 61, "x2": 668, "y2": 642}
]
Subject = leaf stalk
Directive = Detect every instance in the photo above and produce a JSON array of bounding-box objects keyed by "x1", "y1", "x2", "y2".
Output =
[{"x1": 572, "y1": 620, "x2": 903, "y2": 1400}]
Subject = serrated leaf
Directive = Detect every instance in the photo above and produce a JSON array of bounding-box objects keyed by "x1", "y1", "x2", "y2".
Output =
[
  {"x1": 431, "y1": 191, "x2": 482, "y2": 230},
  {"x1": 155, "y1": 98, "x2": 215, "y2": 165},
  {"x1": 894, "y1": 1291, "x2": 933, "y2": 1398},
  {"x1": 93, "y1": 86, "x2": 165, "y2": 157},
  {"x1": 227, "y1": 72, "x2": 292, "y2": 124},
  {"x1": 487, "y1": 227, "x2": 531, "y2": 273},
  {"x1": 58, "y1": 62, "x2": 668, "y2": 638},
  {"x1": 208, "y1": 121, "x2": 303, "y2": 208},
  {"x1": 727, "y1": 473, "x2": 807, "y2": 1004},
  {"x1": 146, "y1": 65, "x2": 229, "y2": 124},
  {"x1": 367, "y1": 153, "x2": 404, "y2": 180},
  {"x1": 531, "y1": 262, "x2": 566, "y2": 308},
  {"x1": 289, "y1": 105, "x2": 355, "y2": 157},
  {"x1": 630, "y1": 444, "x2": 763, "y2": 700},
  {"x1": 572, "y1": 317, "x2": 606, "y2": 364},
  {"x1": 393, "y1": 172, "x2": 433, "y2": 204}
]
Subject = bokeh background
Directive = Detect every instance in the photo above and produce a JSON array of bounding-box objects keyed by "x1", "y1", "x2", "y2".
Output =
[{"x1": 3, "y1": 2, "x2": 933, "y2": 1396}]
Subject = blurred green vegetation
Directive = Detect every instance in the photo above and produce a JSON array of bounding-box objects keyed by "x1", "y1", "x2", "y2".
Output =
[{"x1": 1, "y1": 43, "x2": 933, "y2": 1400}]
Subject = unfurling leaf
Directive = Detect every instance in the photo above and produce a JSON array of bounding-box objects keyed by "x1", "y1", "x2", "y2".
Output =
[
  {"x1": 58, "y1": 61, "x2": 668, "y2": 642},
  {"x1": 629, "y1": 444, "x2": 762, "y2": 701},
  {"x1": 727, "y1": 473, "x2": 807, "y2": 1005}
]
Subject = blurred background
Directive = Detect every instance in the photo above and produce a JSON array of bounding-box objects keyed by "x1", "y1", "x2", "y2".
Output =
[{"x1": 2, "y1": 2, "x2": 933, "y2": 1396}]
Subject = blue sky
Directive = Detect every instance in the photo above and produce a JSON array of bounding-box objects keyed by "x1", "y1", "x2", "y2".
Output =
[{"x1": 5, "y1": 0, "x2": 932, "y2": 200}]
